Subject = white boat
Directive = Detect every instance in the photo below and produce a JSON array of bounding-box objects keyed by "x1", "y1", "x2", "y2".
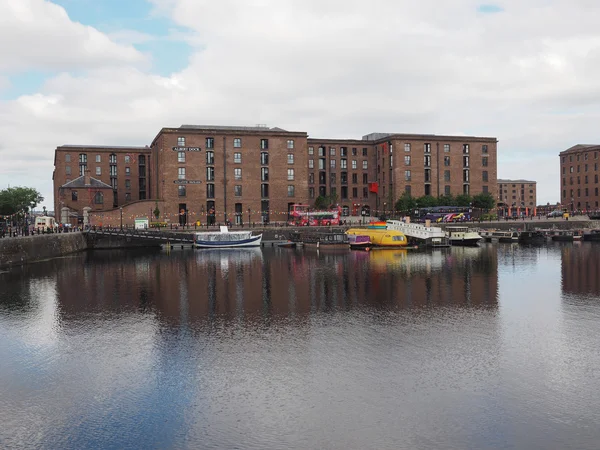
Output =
[
  {"x1": 446, "y1": 226, "x2": 482, "y2": 246},
  {"x1": 194, "y1": 226, "x2": 262, "y2": 248},
  {"x1": 386, "y1": 220, "x2": 450, "y2": 247}
]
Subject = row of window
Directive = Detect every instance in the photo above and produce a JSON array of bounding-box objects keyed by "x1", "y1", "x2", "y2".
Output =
[
  {"x1": 309, "y1": 187, "x2": 370, "y2": 200},
  {"x1": 399, "y1": 155, "x2": 488, "y2": 167},
  {"x1": 398, "y1": 169, "x2": 488, "y2": 182},
  {"x1": 563, "y1": 188, "x2": 600, "y2": 198},
  {"x1": 309, "y1": 159, "x2": 368, "y2": 170},
  {"x1": 564, "y1": 163, "x2": 599, "y2": 174},
  {"x1": 563, "y1": 175, "x2": 600, "y2": 185},
  {"x1": 67, "y1": 166, "x2": 133, "y2": 176},
  {"x1": 178, "y1": 185, "x2": 296, "y2": 198},
  {"x1": 309, "y1": 147, "x2": 369, "y2": 157},
  {"x1": 309, "y1": 172, "x2": 370, "y2": 185},
  {"x1": 177, "y1": 151, "x2": 295, "y2": 165},
  {"x1": 562, "y1": 152, "x2": 598, "y2": 163},
  {"x1": 177, "y1": 137, "x2": 294, "y2": 150},
  {"x1": 177, "y1": 167, "x2": 297, "y2": 181},
  {"x1": 70, "y1": 191, "x2": 135, "y2": 203},
  {"x1": 402, "y1": 143, "x2": 487, "y2": 154},
  {"x1": 66, "y1": 154, "x2": 140, "y2": 164}
]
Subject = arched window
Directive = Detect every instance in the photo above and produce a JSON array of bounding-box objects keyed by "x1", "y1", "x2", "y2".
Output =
[{"x1": 94, "y1": 192, "x2": 103, "y2": 204}]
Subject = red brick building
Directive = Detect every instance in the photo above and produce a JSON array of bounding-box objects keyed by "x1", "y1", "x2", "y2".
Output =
[
  {"x1": 497, "y1": 179, "x2": 537, "y2": 217},
  {"x1": 53, "y1": 125, "x2": 498, "y2": 226},
  {"x1": 559, "y1": 144, "x2": 600, "y2": 212}
]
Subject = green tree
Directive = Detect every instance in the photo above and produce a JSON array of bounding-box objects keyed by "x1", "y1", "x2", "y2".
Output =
[
  {"x1": 454, "y1": 194, "x2": 472, "y2": 207},
  {"x1": 0, "y1": 187, "x2": 44, "y2": 216},
  {"x1": 314, "y1": 195, "x2": 329, "y2": 209},
  {"x1": 415, "y1": 195, "x2": 438, "y2": 208},
  {"x1": 153, "y1": 204, "x2": 160, "y2": 219},
  {"x1": 437, "y1": 194, "x2": 456, "y2": 206},
  {"x1": 472, "y1": 193, "x2": 496, "y2": 211},
  {"x1": 395, "y1": 192, "x2": 416, "y2": 213}
]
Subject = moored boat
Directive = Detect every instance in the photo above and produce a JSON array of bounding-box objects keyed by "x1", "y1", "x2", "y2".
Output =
[
  {"x1": 582, "y1": 229, "x2": 600, "y2": 241},
  {"x1": 550, "y1": 230, "x2": 582, "y2": 242},
  {"x1": 348, "y1": 234, "x2": 371, "y2": 250},
  {"x1": 346, "y1": 227, "x2": 408, "y2": 248},
  {"x1": 518, "y1": 230, "x2": 546, "y2": 244},
  {"x1": 194, "y1": 226, "x2": 262, "y2": 248},
  {"x1": 290, "y1": 231, "x2": 349, "y2": 249},
  {"x1": 446, "y1": 226, "x2": 482, "y2": 246},
  {"x1": 492, "y1": 230, "x2": 519, "y2": 243}
]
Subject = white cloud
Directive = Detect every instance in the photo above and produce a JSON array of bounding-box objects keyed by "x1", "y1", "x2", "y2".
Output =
[
  {"x1": 5, "y1": 0, "x2": 600, "y2": 206},
  {"x1": 0, "y1": 0, "x2": 146, "y2": 72}
]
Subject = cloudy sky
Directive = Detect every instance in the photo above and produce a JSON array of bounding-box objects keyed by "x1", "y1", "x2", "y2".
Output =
[{"x1": 2, "y1": 0, "x2": 598, "y2": 207}]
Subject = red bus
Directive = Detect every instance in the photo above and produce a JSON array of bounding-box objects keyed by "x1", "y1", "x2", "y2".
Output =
[{"x1": 288, "y1": 204, "x2": 342, "y2": 226}]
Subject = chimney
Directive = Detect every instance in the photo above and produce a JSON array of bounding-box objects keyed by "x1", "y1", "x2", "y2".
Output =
[{"x1": 84, "y1": 169, "x2": 91, "y2": 186}]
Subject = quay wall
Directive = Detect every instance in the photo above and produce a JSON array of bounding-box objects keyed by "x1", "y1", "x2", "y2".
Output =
[{"x1": 0, "y1": 232, "x2": 88, "y2": 269}]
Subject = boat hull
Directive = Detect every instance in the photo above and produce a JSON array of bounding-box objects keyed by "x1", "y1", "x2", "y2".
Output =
[
  {"x1": 449, "y1": 238, "x2": 481, "y2": 246},
  {"x1": 194, "y1": 235, "x2": 262, "y2": 248}
]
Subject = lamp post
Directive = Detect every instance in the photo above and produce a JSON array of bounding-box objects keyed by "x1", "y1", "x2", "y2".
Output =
[
  {"x1": 248, "y1": 207, "x2": 251, "y2": 227},
  {"x1": 120, "y1": 207, "x2": 123, "y2": 230}
]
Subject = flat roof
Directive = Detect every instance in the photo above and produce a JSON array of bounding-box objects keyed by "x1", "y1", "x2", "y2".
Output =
[
  {"x1": 362, "y1": 132, "x2": 498, "y2": 143},
  {"x1": 57, "y1": 145, "x2": 149, "y2": 150},
  {"x1": 560, "y1": 144, "x2": 600, "y2": 154},
  {"x1": 498, "y1": 179, "x2": 537, "y2": 184}
]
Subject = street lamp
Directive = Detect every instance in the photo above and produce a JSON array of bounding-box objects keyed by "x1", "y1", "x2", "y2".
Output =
[
  {"x1": 248, "y1": 207, "x2": 251, "y2": 227},
  {"x1": 120, "y1": 207, "x2": 123, "y2": 230}
]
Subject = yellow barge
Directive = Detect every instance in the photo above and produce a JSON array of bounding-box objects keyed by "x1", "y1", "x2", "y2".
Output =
[{"x1": 346, "y1": 228, "x2": 408, "y2": 248}]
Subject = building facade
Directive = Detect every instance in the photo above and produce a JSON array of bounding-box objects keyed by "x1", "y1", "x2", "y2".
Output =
[
  {"x1": 53, "y1": 125, "x2": 499, "y2": 225},
  {"x1": 497, "y1": 179, "x2": 537, "y2": 216},
  {"x1": 53, "y1": 145, "x2": 151, "y2": 221},
  {"x1": 559, "y1": 144, "x2": 600, "y2": 212}
]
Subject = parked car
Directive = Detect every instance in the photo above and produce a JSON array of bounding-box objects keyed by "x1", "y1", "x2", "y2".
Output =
[{"x1": 547, "y1": 210, "x2": 563, "y2": 218}]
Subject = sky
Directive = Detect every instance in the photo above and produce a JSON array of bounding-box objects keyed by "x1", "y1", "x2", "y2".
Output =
[{"x1": 2, "y1": 0, "x2": 599, "y2": 208}]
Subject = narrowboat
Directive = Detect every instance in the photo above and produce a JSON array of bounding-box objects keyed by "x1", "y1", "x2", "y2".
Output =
[
  {"x1": 348, "y1": 234, "x2": 371, "y2": 250},
  {"x1": 194, "y1": 226, "x2": 262, "y2": 248},
  {"x1": 492, "y1": 230, "x2": 519, "y2": 243},
  {"x1": 582, "y1": 229, "x2": 600, "y2": 241},
  {"x1": 290, "y1": 231, "x2": 349, "y2": 249},
  {"x1": 518, "y1": 230, "x2": 546, "y2": 244},
  {"x1": 445, "y1": 226, "x2": 482, "y2": 246},
  {"x1": 550, "y1": 230, "x2": 583, "y2": 242},
  {"x1": 346, "y1": 228, "x2": 408, "y2": 248}
]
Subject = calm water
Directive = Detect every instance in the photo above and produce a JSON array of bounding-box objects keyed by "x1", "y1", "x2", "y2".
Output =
[{"x1": 1, "y1": 243, "x2": 600, "y2": 449}]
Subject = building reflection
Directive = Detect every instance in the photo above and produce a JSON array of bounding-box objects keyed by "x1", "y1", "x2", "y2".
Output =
[
  {"x1": 561, "y1": 243, "x2": 600, "y2": 296},
  {"x1": 49, "y1": 246, "x2": 498, "y2": 325}
]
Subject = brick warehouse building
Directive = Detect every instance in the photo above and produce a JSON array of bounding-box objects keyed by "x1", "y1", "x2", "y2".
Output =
[
  {"x1": 559, "y1": 144, "x2": 600, "y2": 212},
  {"x1": 52, "y1": 125, "x2": 498, "y2": 226},
  {"x1": 497, "y1": 179, "x2": 537, "y2": 217}
]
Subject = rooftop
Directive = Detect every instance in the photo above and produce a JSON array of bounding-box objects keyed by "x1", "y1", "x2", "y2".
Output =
[
  {"x1": 560, "y1": 144, "x2": 600, "y2": 154},
  {"x1": 498, "y1": 179, "x2": 537, "y2": 184},
  {"x1": 57, "y1": 145, "x2": 149, "y2": 150},
  {"x1": 362, "y1": 132, "x2": 498, "y2": 142},
  {"x1": 60, "y1": 175, "x2": 113, "y2": 189},
  {"x1": 179, "y1": 124, "x2": 288, "y2": 132}
]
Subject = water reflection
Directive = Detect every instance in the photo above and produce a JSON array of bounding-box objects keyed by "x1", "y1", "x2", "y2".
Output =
[{"x1": 561, "y1": 242, "x2": 600, "y2": 296}]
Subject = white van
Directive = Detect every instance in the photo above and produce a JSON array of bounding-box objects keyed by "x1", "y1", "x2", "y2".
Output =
[{"x1": 35, "y1": 216, "x2": 56, "y2": 231}]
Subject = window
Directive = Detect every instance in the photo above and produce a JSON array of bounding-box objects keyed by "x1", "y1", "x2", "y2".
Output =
[
  {"x1": 352, "y1": 187, "x2": 358, "y2": 198},
  {"x1": 261, "y1": 167, "x2": 269, "y2": 181},
  {"x1": 207, "y1": 183, "x2": 215, "y2": 198},
  {"x1": 109, "y1": 166, "x2": 117, "y2": 177},
  {"x1": 424, "y1": 143, "x2": 431, "y2": 153},
  {"x1": 363, "y1": 174, "x2": 368, "y2": 184},
  {"x1": 178, "y1": 136, "x2": 185, "y2": 147},
  {"x1": 341, "y1": 159, "x2": 347, "y2": 169},
  {"x1": 125, "y1": 167, "x2": 131, "y2": 175},
  {"x1": 233, "y1": 138, "x2": 241, "y2": 148},
  {"x1": 405, "y1": 185, "x2": 411, "y2": 194},
  {"x1": 287, "y1": 169, "x2": 295, "y2": 180},
  {"x1": 234, "y1": 185, "x2": 242, "y2": 197},
  {"x1": 178, "y1": 151, "x2": 186, "y2": 163},
  {"x1": 352, "y1": 160, "x2": 357, "y2": 169},
  {"x1": 260, "y1": 152, "x2": 269, "y2": 165},
  {"x1": 94, "y1": 192, "x2": 103, "y2": 204},
  {"x1": 178, "y1": 186, "x2": 186, "y2": 197},
  {"x1": 260, "y1": 139, "x2": 268, "y2": 149},
  {"x1": 463, "y1": 156, "x2": 469, "y2": 167},
  {"x1": 444, "y1": 170, "x2": 450, "y2": 182},
  {"x1": 482, "y1": 144, "x2": 488, "y2": 153},
  {"x1": 362, "y1": 148, "x2": 368, "y2": 156},
  {"x1": 71, "y1": 191, "x2": 78, "y2": 201},
  {"x1": 109, "y1": 154, "x2": 117, "y2": 164},
  {"x1": 330, "y1": 159, "x2": 336, "y2": 169},
  {"x1": 585, "y1": 164, "x2": 588, "y2": 172},
  {"x1": 341, "y1": 172, "x2": 348, "y2": 184},
  {"x1": 308, "y1": 159, "x2": 314, "y2": 169},
  {"x1": 352, "y1": 148, "x2": 357, "y2": 156},
  {"x1": 361, "y1": 187, "x2": 367, "y2": 197},
  {"x1": 444, "y1": 185, "x2": 451, "y2": 195},
  {"x1": 206, "y1": 167, "x2": 215, "y2": 181},
  {"x1": 463, "y1": 184, "x2": 470, "y2": 195},
  {"x1": 483, "y1": 171, "x2": 488, "y2": 182},
  {"x1": 482, "y1": 157, "x2": 488, "y2": 167},
  {"x1": 483, "y1": 186, "x2": 489, "y2": 194},
  {"x1": 330, "y1": 187, "x2": 337, "y2": 197},
  {"x1": 65, "y1": 154, "x2": 71, "y2": 162},
  {"x1": 405, "y1": 155, "x2": 411, "y2": 165},
  {"x1": 206, "y1": 151, "x2": 214, "y2": 165},
  {"x1": 308, "y1": 147, "x2": 314, "y2": 155},
  {"x1": 261, "y1": 183, "x2": 269, "y2": 198},
  {"x1": 206, "y1": 137, "x2": 214, "y2": 149},
  {"x1": 330, "y1": 173, "x2": 336, "y2": 185},
  {"x1": 95, "y1": 155, "x2": 101, "y2": 163},
  {"x1": 125, "y1": 155, "x2": 131, "y2": 163},
  {"x1": 463, "y1": 144, "x2": 470, "y2": 153},
  {"x1": 79, "y1": 154, "x2": 87, "y2": 163},
  {"x1": 362, "y1": 160, "x2": 368, "y2": 169},
  {"x1": 318, "y1": 147, "x2": 325, "y2": 157},
  {"x1": 330, "y1": 147, "x2": 336, "y2": 156},
  {"x1": 463, "y1": 169, "x2": 469, "y2": 182},
  {"x1": 125, "y1": 193, "x2": 131, "y2": 202},
  {"x1": 96, "y1": 167, "x2": 101, "y2": 175},
  {"x1": 424, "y1": 155, "x2": 431, "y2": 167},
  {"x1": 178, "y1": 168, "x2": 185, "y2": 179},
  {"x1": 444, "y1": 156, "x2": 450, "y2": 166},
  {"x1": 234, "y1": 152, "x2": 242, "y2": 163},
  {"x1": 341, "y1": 147, "x2": 347, "y2": 157},
  {"x1": 570, "y1": 166, "x2": 574, "y2": 173},
  {"x1": 319, "y1": 158, "x2": 325, "y2": 170},
  {"x1": 65, "y1": 166, "x2": 71, "y2": 175},
  {"x1": 319, "y1": 172, "x2": 326, "y2": 184},
  {"x1": 125, "y1": 180, "x2": 131, "y2": 189},
  {"x1": 341, "y1": 186, "x2": 348, "y2": 199},
  {"x1": 234, "y1": 168, "x2": 242, "y2": 180},
  {"x1": 309, "y1": 173, "x2": 314, "y2": 184},
  {"x1": 352, "y1": 173, "x2": 358, "y2": 184},
  {"x1": 287, "y1": 140, "x2": 294, "y2": 149},
  {"x1": 288, "y1": 154, "x2": 294, "y2": 164},
  {"x1": 287, "y1": 185, "x2": 295, "y2": 197},
  {"x1": 405, "y1": 170, "x2": 411, "y2": 181},
  {"x1": 309, "y1": 187, "x2": 315, "y2": 198},
  {"x1": 444, "y1": 144, "x2": 450, "y2": 153},
  {"x1": 404, "y1": 143, "x2": 411, "y2": 152}
]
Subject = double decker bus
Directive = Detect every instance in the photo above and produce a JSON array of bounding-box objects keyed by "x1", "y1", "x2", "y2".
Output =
[
  {"x1": 414, "y1": 206, "x2": 473, "y2": 223},
  {"x1": 288, "y1": 204, "x2": 342, "y2": 226}
]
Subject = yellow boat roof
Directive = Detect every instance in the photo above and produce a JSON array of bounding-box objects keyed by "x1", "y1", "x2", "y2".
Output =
[{"x1": 346, "y1": 228, "x2": 405, "y2": 236}]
